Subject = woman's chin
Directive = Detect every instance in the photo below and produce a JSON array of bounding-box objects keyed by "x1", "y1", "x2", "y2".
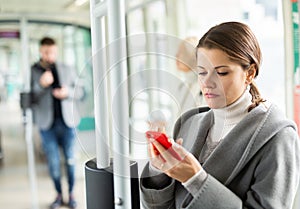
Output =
[{"x1": 206, "y1": 101, "x2": 226, "y2": 109}]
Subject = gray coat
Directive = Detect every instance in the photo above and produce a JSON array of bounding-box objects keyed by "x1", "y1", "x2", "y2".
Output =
[
  {"x1": 141, "y1": 104, "x2": 300, "y2": 209},
  {"x1": 31, "y1": 62, "x2": 84, "y2": 130}
]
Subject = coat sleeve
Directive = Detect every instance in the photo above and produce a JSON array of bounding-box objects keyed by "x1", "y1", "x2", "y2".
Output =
[
  {"x1": 181, "y1": 174, "x2": 242, "y2": 209},
  {"x1": 30, "y1": 66, "x2": 48, "y2": 102},
  {"x1": 181, "y1": 126, "x2": 300, "y2": 209},
  {"x1": 60, "y1": 64, "x2": 85, "y2": 101},
  {"x1": 243, "y1": 126, "x2": 300, "y2": 209},
  {"x1": 140, "y1": 108, "x2": 209, "y2": 209},
  {"x1": 140, "y1": 163, "x2": 176, "y2": 209}
]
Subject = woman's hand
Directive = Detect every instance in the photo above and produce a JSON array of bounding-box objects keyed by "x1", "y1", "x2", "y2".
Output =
[{"x1": 148, "y1": 137, "x2": 202, "y2": 183}]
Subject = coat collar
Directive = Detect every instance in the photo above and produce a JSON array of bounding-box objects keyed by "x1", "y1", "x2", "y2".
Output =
[{"x1": 187, "y1": 104, "x2": 294, "y2": 185}]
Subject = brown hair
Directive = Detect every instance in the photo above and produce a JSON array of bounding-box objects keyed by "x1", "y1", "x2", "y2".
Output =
[
  {"x1": 40, "y1": 37, "x2": 56, "y2": 46},
  {"x1": 197, "y1": 21, "x2": 265, "y2": 111}
]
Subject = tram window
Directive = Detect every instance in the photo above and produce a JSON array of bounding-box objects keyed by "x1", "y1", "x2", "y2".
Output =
[
  {"x1": 0, "y1": 21, "x2": 93, "y2": 128},
  {"x1": 126, "y1": 0, "x2": 174, "y2": 157},
  {"x1": 0, "y1": 23, "x2": 22, "y2": 101},
  {"x1": 183, "y1": 0, "x2": 285, "y2": 113},
  {"x1": 126, "y1": 0, "x2": 287, "y2": 157}
]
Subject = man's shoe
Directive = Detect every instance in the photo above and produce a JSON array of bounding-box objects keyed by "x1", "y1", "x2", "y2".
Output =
[
  {"x1": 49, "y1": 195, "x2": 63, "y2": 209},
  {"x1": 68, "y1": 198, "x2": 77, "y2": 209}
]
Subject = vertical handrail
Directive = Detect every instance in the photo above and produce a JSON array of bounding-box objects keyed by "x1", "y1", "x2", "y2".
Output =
[
  {"x1": 89, "y1": 0, "x2": 132, "y2": 208},
  {"x1": 107, "y1": 0, "x2": 132, "y2": 208},
  {"x1": 20, "y1": 17, "x2": 39, "y2": 209},
  {"x1": 89, "y1": 0, "x2": 110, "y2": 168}
]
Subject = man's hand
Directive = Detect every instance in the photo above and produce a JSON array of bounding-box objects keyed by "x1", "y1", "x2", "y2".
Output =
[
  {"x1": 52, "y1": 86, "x2": 68, "y2": 100},
  {"x1": 39, "y1": 71, "x2": 54, "y2": 88}
]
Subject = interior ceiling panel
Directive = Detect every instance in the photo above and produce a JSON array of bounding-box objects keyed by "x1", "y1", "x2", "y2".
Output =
[{"x1": 0, "y1": 0, "x2": 90, "y2": 26}]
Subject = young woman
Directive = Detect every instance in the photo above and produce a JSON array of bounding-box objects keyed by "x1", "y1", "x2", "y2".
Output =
[{"x1": 141, "y1": 22, "x2": 300, "y2": 209}]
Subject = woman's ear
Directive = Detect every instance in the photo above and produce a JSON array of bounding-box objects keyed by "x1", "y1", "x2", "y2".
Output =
[{"x1": 245, "y1": 64, "x2": 256, "y2": 85}]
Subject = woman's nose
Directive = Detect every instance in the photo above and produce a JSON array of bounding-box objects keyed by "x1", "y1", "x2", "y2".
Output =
[{"x1": 199, "y1": 72, "x2": 216, "y2": 88}]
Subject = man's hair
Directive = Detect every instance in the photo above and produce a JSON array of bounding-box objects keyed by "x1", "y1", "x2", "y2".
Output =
[{"x1": 40, "y1": 37, "x2": 56, "y2": 46}]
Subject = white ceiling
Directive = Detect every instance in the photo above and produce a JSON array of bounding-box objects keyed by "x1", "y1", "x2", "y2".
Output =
[{"x1": 0, "y1": 0, "x2": 91, "y2": 26}]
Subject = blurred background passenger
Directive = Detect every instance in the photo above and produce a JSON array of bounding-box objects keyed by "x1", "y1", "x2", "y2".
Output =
[
  {"x1": 175, "y1": 36, "x2": 204, "y2": 114},
  {"x1": 31, "y1": 37, "x2": 84, "y2": 209}
]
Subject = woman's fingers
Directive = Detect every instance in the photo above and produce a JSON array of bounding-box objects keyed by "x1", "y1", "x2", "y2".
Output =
[
  {"x1": 172, "y1": 142, "x2": 189, "y2": 159},
  {"x1": 147, "y1": 134, "x2": 190, "y2": 172},
  {"x1": 148, "y1": 142, "x2": 156, "y2": 158},
  {"x1": 147, "y1": 137, "x2": 167, "y2": 169},
  {"x1": 176, "y1": 138, "x2": 183, "y2": 145},
  {"x1": 151, "y1": 140, "x2": 183, "y2": 171},
  {"x1": 147, "y1": 136, "x2": 203, "y2": 182},
  {"x1": 151, "y1": 140, "x2": 173, "y2": 160}
]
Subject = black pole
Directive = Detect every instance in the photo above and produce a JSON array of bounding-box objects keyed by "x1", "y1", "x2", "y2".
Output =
[{"x1": 85, "y1": 159, "x2": 140, "y2": 209}]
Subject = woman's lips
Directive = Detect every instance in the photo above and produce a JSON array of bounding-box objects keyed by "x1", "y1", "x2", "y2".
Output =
[{"x1": 205, "y1": 93, "x2": 219, "y2": 98}]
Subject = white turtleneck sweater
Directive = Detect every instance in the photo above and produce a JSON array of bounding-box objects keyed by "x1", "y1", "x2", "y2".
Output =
[
  {"x1": 182, "y1": 90, "x2": 253, "y2": 196},
  {"x1": 211, "y1": 89, "x2": 253, "y2": 141},
  {"x1": 200, "y1": 90, "x2": 253, "y2": 162}
]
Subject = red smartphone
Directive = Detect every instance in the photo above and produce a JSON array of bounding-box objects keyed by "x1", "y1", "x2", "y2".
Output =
[
  {"x1": 145, "y1": 131, "x2": 182, "y2": 161},
  {"x1": 146, "y1": 131, "x2": 172, "y2": 149}
]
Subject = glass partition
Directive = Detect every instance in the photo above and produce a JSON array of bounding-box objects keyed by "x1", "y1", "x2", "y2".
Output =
[
  {"x1": 0, "y1": 20, "x2": 93, "y2": 130},
  {"x1": 125, "y1": 0, "x2": 285, "y2": 160}
]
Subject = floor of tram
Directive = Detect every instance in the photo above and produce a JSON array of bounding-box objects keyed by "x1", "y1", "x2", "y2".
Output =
[{"x1": 0, "y1": 100, "x2": 91, "y2": 209}]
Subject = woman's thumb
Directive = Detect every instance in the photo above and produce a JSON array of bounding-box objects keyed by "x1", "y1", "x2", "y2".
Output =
[{"x1": 176, "y1": 138, "x2": 183, "y2": 145}]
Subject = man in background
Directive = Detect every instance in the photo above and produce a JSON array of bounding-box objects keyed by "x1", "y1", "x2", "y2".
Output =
[{"x1": 31, "y1": 37, "x2": 84, "y2": 209}]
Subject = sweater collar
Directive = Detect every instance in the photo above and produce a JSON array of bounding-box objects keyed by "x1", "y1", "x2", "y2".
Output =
[{"x1": 212, "y1": 90, "x2": 252, "y2": 126}]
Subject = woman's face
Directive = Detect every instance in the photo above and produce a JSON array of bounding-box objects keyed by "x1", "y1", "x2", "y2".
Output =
[{"x1": 197, "y1": 48, "x2": 249, "y2": 109}]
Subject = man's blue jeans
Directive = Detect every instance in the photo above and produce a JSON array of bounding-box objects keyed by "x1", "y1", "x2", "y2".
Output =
[{"x1": 40, "y1": 118, "x2": 76, "y2": 195}]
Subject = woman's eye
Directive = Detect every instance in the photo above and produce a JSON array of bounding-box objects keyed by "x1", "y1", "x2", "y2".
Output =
[
  {"x1": 217, "y1": 72, "x2": 228, "y2": 76},
  {"x1": 198, "y1": 72, "x2": 207, "y2": 76}
]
